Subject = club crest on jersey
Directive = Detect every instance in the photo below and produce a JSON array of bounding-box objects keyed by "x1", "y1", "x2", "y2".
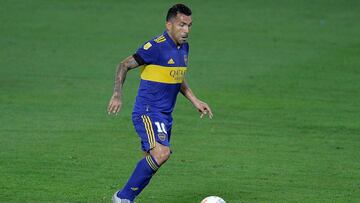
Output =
[{"x1": 157, "y1": 133, "x2": 166, "y2": 141}]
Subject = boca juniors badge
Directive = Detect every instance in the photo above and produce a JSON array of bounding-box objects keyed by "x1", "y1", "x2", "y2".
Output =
[{"x1": 157, "y1": 133, "x2": 166, "y2": 141}]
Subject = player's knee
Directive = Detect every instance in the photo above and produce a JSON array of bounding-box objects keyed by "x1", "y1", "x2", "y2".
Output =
[
  {"x1": 159, "y1": 150, "x2": 171, "y2": 165},
  {"x1": 156, "y1": 148, "x2": 170, "y2": 165},
  {"x1": 151, "y1": 145, "x2": 171, "y2": 165}
]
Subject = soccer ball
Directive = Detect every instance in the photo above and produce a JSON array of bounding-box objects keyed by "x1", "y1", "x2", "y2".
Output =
[{"x1": 201, "y1": 196, "x2": 226, "y2": 203}]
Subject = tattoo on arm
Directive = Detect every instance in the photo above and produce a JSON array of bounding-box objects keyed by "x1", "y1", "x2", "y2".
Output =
[
  {"x1": 124, "y1": 56, "x2": 139, "y2": 70},
  {"x1": 180, "y1": 80, "x2": 189, "y2": 95},
  {"x1": 113, "y1": 56, "x2": 139, "y2": 97}
]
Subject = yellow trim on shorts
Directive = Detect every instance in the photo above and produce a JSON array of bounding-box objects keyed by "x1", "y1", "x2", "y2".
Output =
[
  {"x1": 140, "y1": 65, "x2": 187, "y2": 84},
  {"x1": 144, "y1": 115, "x2": 156, "y2": 148},
  {"x1": 141, "y1": 115, "x2": 156, "y2": 149}
]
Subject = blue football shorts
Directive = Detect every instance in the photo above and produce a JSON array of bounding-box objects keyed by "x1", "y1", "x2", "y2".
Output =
[{"x1": 132, "y1": 112, "x2": 172, "y2": 152}]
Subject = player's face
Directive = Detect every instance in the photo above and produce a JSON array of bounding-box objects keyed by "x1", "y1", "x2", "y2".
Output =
[{"x1": 166, "y1": 13, "x2": 192, "y2": 45}]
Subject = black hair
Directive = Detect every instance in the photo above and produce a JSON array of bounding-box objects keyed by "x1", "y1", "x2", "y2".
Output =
[{"x1": 166, "y1": 4, "x2": 192, "y2": 22}]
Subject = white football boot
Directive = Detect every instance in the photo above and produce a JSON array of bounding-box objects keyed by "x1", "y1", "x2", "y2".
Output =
[{"x1": 112, "y1": 192, "x2": 134, "y2": 203}]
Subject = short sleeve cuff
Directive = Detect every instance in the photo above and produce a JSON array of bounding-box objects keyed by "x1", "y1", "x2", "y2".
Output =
[{"x1": 133, "y1": 53, "x2": 145, "y2": 65}]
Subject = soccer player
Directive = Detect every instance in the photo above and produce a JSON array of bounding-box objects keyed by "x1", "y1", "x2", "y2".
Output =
[{"x1": 107, "y1": 4, "x2": 213, "y2": 203}]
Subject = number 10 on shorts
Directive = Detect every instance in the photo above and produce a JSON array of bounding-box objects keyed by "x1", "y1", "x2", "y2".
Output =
[{"x1": 154, "y1": 122, "x2": 167, "y2": 134}]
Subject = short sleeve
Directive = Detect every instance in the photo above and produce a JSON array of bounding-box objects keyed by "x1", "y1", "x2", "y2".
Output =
[{"x1": 135, "y1": 41, "x2": 159, "y2": 65}]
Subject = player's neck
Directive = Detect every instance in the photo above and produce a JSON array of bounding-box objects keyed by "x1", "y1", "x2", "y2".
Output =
[{"x1": 166, "y1": 31, "x2": 181, "y2": 47}]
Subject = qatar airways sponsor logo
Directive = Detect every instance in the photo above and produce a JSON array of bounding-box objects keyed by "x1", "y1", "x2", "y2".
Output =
[{"x1": 169, "y1": 69, "x2": 186, "y2": 81}]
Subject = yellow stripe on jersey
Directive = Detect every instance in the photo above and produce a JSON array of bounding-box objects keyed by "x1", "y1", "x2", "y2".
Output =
[
  {"x1": 141, "y1": 65, "x2": 187, "y2": 84},
  {"x1": 146, "y1": 155, "x2": 158, "y2": 171},
  {"x1": 154, "y1": 35, "x2": 166, "y2": 43},
  {"x1": 141, "y1": 115, "x2": 156, "y2": 149},
  {"x1": 156, "y1": 38, "x2": 166, "y2": 43}
]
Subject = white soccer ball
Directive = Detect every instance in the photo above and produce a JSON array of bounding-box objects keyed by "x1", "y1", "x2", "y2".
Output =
[{"x1": 201, "y1": 196, "x2": 226, "y2": 203}]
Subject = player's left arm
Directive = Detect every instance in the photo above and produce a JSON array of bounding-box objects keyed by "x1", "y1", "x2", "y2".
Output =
[{"x1": 180, "y1": 79, "x2": 213, "y2": 119}]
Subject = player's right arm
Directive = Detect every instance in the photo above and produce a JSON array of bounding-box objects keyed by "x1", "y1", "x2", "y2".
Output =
[
  {"x1": 180, "y1": 79, "x2": 213, "y2": 119},
  {"x1": 107, "y1": 55, "x2": 140, "y2": 115}
]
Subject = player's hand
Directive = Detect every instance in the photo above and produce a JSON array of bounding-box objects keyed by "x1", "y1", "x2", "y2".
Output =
[
  {"x1": 194, "y1": 100, "x2": 213, "y2": 119},
  {"x1": 107, "y1": 94, "x2": 122, "y2": 115}
]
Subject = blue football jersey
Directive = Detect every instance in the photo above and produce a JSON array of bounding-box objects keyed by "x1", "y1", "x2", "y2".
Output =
[{"x1": 133, "y1": 31, "x2": 189, "y2": 115}]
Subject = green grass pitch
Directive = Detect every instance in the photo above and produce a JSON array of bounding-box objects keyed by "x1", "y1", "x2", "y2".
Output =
[{"x1": 1, "y1": 0, "x2": 360, "y2": 202}]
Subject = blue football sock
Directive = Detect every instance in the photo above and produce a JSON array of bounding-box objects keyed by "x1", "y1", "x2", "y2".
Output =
[{"x1": 117, "y1": 155, "x2": 160, "y2": 201}]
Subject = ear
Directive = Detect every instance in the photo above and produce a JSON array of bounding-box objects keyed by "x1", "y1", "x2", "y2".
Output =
[{"x1": 166, "y1": 21, "x2": 172, "y2": 31}]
